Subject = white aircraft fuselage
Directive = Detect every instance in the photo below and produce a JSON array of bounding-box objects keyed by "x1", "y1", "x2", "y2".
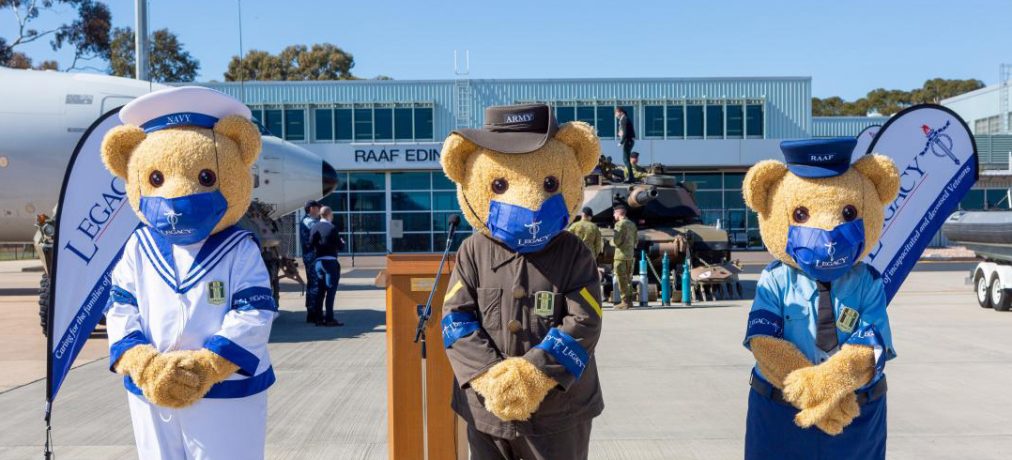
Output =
[{"x1": 0, "y1": 67, "x2": 336, "y2": 242}]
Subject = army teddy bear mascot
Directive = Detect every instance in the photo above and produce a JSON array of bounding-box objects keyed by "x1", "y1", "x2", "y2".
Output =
[
  {"x1": 101, "y1": 87, "x2": 276, "y2": 459},
  {"x1": 741, "y1": 138, "x2": 901, "y2": 459},
  {"x1": 439, "y1": 104, "x2": 605, "y2": 459}
]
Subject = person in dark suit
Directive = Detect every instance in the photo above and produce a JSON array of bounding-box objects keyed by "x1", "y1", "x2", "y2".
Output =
[
  {"x1": 615, "y1": 107, "x2": 636, "y2": 183},
  {"x1": 309, "y1": 206, "x2": 345, "y2": 327}
]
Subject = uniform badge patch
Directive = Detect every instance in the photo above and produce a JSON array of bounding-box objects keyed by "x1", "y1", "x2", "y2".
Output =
[
  {"x1": 534, "y1": 291, "x2": 555, "y2": 317},
  {"x1": 207, "y1": 280, "x2": 226, "y2": 305},
  {"x1": 837, "y1": 306, "x2": 859, "y2": 333}
]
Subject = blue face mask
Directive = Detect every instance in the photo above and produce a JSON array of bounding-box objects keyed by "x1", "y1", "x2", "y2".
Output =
[
  {"x1": 486, "y1": 194, "x2": 570, "y2": 254},
  {"x1": 139, "y1": 190, "x2": 228, "y2": 245},
  {"x1": 785, "y1": 219, "x2": 865, "y2": 282}
]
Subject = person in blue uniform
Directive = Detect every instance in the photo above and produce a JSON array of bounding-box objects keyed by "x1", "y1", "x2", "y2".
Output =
[
  {"x1": 301, "y1": 200, "x2": 321, "y2": 323},
  {"x1": 741, "y1": 138, "x2": 901, "y2": 460}
]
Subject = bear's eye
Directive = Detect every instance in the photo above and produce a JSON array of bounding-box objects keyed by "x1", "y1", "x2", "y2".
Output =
[
  {"x1": 543, "y1": 176, "x2": 560, "y2": 193},
  {"x1": 491, "y1": 178, "x2": 509, "y2": 195},
  {"x1": 842, "y1": 205, "x2": 858, "y2": 222},
  {"x1": 198, "y1": 169, "x2": 217, "y2": 187},
  {"x1": 148, "y1": 170, "x2": 164, "y2": 188},
  {"x1": 792, "y1": 206, "x2": 809, "y2": 224}
]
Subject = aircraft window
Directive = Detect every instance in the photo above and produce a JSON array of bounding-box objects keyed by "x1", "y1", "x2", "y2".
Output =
[{"x1": 251, "y1": 117, "x2": 273, "y2": 136}]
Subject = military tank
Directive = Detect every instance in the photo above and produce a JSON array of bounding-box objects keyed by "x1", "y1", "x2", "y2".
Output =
[{"x1": 581, "y1": 156, "x2": 738, "y2": 302}]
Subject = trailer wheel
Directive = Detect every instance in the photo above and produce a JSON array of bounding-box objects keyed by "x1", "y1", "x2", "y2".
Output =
[
  {"x1": 991, "y1": 274, "x2": 1011, "y2": 312},
  {"x1": 976, "y1": 270, "x2": 992, "y2": 308},
  {"x1": 39, "y1": 273, "x2": 50, "y2": 336}
]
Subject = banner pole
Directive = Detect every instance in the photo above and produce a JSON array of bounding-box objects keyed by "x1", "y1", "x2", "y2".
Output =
[{"x1": 43, "y1": 400, "x2": 53, "y2": 459}]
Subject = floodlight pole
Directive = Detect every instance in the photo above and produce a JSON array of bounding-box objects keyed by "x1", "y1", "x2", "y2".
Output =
[{"x1": 135, "y1": 0, "x2": 149, "y2": 81}]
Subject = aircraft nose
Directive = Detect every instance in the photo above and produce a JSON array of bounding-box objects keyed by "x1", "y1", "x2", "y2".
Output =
[{"x1": 322, "y1": 160, "x2": 338, "y2": 196}]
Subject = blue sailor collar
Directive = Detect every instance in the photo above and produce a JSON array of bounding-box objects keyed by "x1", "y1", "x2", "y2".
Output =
[
  {"x1": 135, "y1": 225, "x2": 253, "y2": 293},
  {"x1": 787, "y1": 262, "x2": 865, "y2": 301}
]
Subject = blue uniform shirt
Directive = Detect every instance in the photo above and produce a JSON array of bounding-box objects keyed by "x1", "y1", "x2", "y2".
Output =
[
  {"x1": 300, "y1": 215, "x2": 319, "y2": 258},
  {"x1": 744, "y1": 261, "x2": 896, "y2": 388}
]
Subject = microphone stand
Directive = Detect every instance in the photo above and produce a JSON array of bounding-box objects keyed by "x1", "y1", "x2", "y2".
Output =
[{"x1": 413, "y1": 215, "x2": 458, "y2": 460}]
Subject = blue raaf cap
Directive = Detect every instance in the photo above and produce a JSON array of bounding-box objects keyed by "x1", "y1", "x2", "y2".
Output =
[{"x1": 779, "y1": 137, "x2": 857, "y2": 178}]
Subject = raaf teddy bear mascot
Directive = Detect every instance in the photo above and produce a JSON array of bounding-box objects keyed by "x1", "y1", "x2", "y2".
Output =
[
  {"x1": 439, "y1": 104, "x2": 604, "y2": 460},
  {"x1": 742, "y1": 138, "x2": 901, "y2": 459},
  {"x1": 100, "y1": 87, "x2": 276, "y2": 460}
]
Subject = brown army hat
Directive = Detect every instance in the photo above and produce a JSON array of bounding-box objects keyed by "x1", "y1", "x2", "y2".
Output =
[{"x1": 452, "y1": 103, "x2": 559, "y2": 154}]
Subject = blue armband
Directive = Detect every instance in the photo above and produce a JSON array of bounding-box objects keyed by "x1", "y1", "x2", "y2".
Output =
[
  {"x1": 232, "y1": 286, "x2": 277, "y2": 312},
  {"x1": 441, "y1": 311, "x2": 480, "y2": 349},
  {"x1": 846, "y1": 324, "x2": 888, "y2": 376},
  {"x1": 745, "y1": 309, "x2": 783, "y2": 341},
  {"x1": 535, "y1": 328, "x2": 589, "y2": 379},
  {"x1": 110, "y1": 285, "x2": 137, "y2": 306}
]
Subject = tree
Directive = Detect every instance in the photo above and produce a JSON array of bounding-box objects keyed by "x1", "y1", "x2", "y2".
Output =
[
  {"x1": 108, "y1": 27, "x2": 199, "y2": 82},
  {"x1": 0, "y1": 0, "x2": 112, "y2": 71},
  {"x1": 225, "y1": 43, "x2": 357, "y2": 81},
  {"x1": 813, "y1": 79, "x2": 987, "y2": 116}
]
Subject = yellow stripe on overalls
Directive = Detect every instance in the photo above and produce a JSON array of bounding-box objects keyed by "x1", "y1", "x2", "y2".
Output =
[
  {"x1": 444, "y1": 280, "x2": 464, "y2": 304},
  {"x1": 579, "y1": 287, "x2": 602, "y2": 317}
]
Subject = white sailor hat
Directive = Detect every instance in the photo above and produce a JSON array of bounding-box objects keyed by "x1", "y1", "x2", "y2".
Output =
[{"x1": 119, "y1": 86, "x2": 252, "y2": 133}]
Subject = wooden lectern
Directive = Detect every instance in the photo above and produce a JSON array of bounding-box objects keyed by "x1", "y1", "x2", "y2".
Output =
[{"x1": 385, "y1": 254, "x2": 467, "y2": 460}]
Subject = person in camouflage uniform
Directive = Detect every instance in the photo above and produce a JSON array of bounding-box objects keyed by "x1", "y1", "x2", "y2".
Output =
[
  {"x1": 568, "y1": 207, "x2": 603, "y2": 257},
  {"x1": 611, "y1": 205, "x2": 638, "y2": 309}
]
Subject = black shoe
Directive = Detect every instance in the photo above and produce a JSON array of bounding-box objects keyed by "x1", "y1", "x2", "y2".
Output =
[{"x1": 320, "y1": 319, "x2": 344, "y2": 327}]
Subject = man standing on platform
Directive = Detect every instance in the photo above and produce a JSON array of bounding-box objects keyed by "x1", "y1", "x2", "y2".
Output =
[
  {"x1": 611, "y1": 204, "x2": 638, "y2": 309},
  {"x1": 301, "y1": 200, "x2": 322, "y2": 323},
  {"x1": 310, "y1": 206, "x2": 345, "y2": 327},
  {"x1": 616, "y1": 107, "x2": 636, "y2": 184},
  {"x1": 568, "y1": 206, "x2": 603, "y2": 258}
]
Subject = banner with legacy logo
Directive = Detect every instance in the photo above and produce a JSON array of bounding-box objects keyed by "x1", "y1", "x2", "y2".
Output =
[
  {"x1": 862, "y1": 104, "x2": 978, "y2": 302},
  {"x1": 48, "y1": 108, "x2": 140, "y2": 401}
]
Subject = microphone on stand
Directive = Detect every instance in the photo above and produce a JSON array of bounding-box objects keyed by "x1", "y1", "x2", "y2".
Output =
[{"x1": 414, "y1": 214, "x2": 460, "y2": 348}]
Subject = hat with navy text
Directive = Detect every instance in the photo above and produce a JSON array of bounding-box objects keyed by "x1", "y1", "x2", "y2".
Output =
[
  {"x1": 452, "y1": 103, "x2": 558, "y2": 154},
  {"x1": 780, "y1": 137, "x2": 858, "y2": 178},
  {"x1": 119, "y1": 86, "x2": 252, "y2": 133}
]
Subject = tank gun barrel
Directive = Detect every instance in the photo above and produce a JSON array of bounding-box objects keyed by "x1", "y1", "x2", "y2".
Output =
[{"x1": 627, "y1": 185, "x2": 659, "y2": 208}]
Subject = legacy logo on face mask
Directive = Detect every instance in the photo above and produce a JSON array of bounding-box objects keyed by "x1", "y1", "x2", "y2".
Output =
[
  {"x1": 786, "y1": 219, "x2": 865, "y2": 282},
  {"x1": 487, "y1": 194, "x2": 569, "y2": 253},
  {"x1": 140, "y1": 190, "x2": 228, "y2": 245}
]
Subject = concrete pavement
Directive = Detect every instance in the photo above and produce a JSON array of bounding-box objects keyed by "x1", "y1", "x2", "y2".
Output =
[{"x1": 1, "y1": 260, "x2": 1012, "y2": 459}]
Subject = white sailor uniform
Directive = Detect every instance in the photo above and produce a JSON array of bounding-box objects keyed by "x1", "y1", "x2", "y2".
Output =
[{"x1": 106, "y1": 225, "x2": 277, "y2": 460}]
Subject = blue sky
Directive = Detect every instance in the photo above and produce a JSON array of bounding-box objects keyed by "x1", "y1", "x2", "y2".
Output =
[{"x1": 1, "y1": 0, "x2": 1006, "y2": 99}]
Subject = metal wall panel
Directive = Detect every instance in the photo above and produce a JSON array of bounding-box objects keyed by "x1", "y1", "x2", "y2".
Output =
[
  {"x1": 811, "y1": 116, "x2": 888, "y2": 137},
  {"x1": 201, "y1": 77, "x2": 812, "y2": 139}
]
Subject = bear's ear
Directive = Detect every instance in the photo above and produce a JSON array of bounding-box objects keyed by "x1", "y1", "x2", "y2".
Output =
[
  {"x1": 743, "y1": 160, "x2": 789, "y2": 214},
  {"x1": 853, "y1": 153, "x2": 900, "y2": 205},
  {"x1": 555, "y1": 121, "x2": 601, "y2": 175},
  {"x1": 439, "y1": 133, "x2": 479, "y2": 184},
  {"x1": 213, "y1": 115, "x2": 262, "y2": 166},
  {"x1": 100, "y1": 124, "x2": 146, "y2": 179}
]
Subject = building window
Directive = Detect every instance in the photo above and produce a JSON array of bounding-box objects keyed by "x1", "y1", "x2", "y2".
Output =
[
  {"x1": 335, "y1": 108, "x2": 353, "y2": 141},
  {"x1": 314, "y1": 108, "x2": 333, "y2": 141},
  {"x1": 706, "y1": 104, "x2": 724, "y2": 138},
  {"x1": 354, "y1": 108, "x2": 373, "y2": 141},
  {"x1": 666, "y1": 105, "x2": 684, "y2": 138},
  {"x1": 644, "y1": 106, "x2": 664, "y2": 138},
  {"x1": 374, "y1": 108, "x2": 393, "y2": 141},
  {"x1": 264, "y1": 109, "x2": 283, "y2": 139},
  {"x1": 555, "y1": 106, "x2": 575, "y2": 124},
  {"x1": 686, "y1": 105, "x2": 704, "y2": 138},
  {"x1": 395, "y1": 108, "x2": 413, "y2": 140},
  {"x1": 414, "y1": 107, "x2": 434, "y2": 140},
  {"x1": 746, "y1": 104, "x2": 764, "y2": 138},
  {"x1": 576, "y1": 106, "x2": 595, "y2": 126},
  {"x1": 596, "y1": 105, "x2": 616, "y2": 138},
  {"x1": 726, "y1": 105, "x2": 744, "y2": 138},
  {"x1": 284, "y1": 109, "x2": 305, "y2": 141}
]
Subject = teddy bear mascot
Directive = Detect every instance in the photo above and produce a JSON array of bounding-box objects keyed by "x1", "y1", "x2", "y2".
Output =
[
  {"x1": 101, "y1": 86, "x2": 276, "y2": 460},
  {"x1": 439, "y1": 104, "x2": 604, "y2": 459},
  {"x1": 741, "y1": 137, "x2": 901, "y2": 459}
]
